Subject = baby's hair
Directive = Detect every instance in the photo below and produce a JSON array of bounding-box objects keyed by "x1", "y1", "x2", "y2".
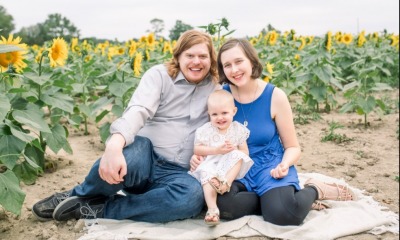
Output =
[{"x1": 207, "y1": 90, "x2": 234, "y2": 107}]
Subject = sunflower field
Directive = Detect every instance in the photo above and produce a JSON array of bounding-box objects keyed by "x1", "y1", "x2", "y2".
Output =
[{"x1": 0, "y1": 26, "x2": 399, "y2": 215}]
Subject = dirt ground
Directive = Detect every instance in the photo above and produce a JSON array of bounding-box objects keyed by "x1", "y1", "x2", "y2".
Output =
[{"x1": 0, "y1": 94, "x2": 399, "y2": 240}]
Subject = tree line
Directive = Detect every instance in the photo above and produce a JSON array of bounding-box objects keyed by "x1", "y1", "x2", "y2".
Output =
[{"x1": 0, "y1": 5, "x2": 194, "y2": 45}]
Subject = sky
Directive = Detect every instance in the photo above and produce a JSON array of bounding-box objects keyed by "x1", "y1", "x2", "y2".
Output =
[{"x1": 1, "y1": 0, "x2": 399, "y2": 41}]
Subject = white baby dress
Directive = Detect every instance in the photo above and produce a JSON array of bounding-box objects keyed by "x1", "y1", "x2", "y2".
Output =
[{"x1": 189, "y1": 121, "x2": 254, "y2": 185}]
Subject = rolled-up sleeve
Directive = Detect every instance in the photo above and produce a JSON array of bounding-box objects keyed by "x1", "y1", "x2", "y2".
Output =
[{"x1": 110, "y1": 66, "x2": 163, "y2": 146}]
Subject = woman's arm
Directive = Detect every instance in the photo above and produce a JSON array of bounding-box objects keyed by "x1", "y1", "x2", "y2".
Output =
[{"x1": 270, "y1": 87, "x2": 301, "y2": 178}]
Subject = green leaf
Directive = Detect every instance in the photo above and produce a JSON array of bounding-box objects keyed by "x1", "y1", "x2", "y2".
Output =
[
  {"x1": 42, "y1": 124, "x2": 72, "y2": 154},
  {"x1": 68, "y1": 114, "x2": 83, "y2": 126},
  {"x1": 13, "y1": 155, "x2": 41, "y2": 185},
  {"x1": 78, "y1": 104, "x2": 92, "y2": 117},
  {"x1": 377, "y1": 67, "x2": 391, "y2": 77},
  {"x1": 309, "y1": 86, "x2": 327, "y2": 102},
  {"x1": 0, "y1": 94, "x2": 11, "y2": 121},
  {"x1": 0, "y1": 170, "x2": 26, "y2": 215},
  {"x1": 23, "y1": 72, "x2": 51, "y2": 86},
  {"x1": 222, "y1": 30, "x2": 235, "y2": 38},
  {"x1": 95, "y1": 110, "x2": 110, "y2": 123},
  {"x1": 371, "y1": 83, "x2": 392, "y2": 91},
  {"x1": 99, "y1": 122, "x2": 111, "y2": 143},
  {"x1": 301, "y1": 54, "x2": 318, "y2": 67},
  {"x1": 24, "y1": 141, "x2": 45, "y2": 171},
  {"x1": 313, "y1": 65, "x2": 332, "y2": 84},
  {"x1": 111, "y1": 105, "x2": 124, "y2": 117},
  {"x1": 357, "y1": 96, "x2": 376, "y2": 114},
  {"x1": 12, "y1": 109, "x2": 51, "y2": 133},
  {"x1": 339, "y1": 102, "x2": 354, "y2": 113},
  {"x1": 8, "y1": 122, "x2": 36, "y2": 143},
  {"x1": 375, "y1": 99, "x2": 387, "y2": 112},
  {"x1": 71, "y1": 83, "x2": 85, "y2": 94},
  {"x1": 0, "y1": 44, "x2": 23, "y2": 53},
  {"x1": 343, "y1": 81, "x2": 360, "y2": 92},
  {"x1": 0, "y1": 135, "x2": 26, "y2": 170},
  {"x1": 329, "y1": 77, "x2": 343, "y2": 90},
  {"x1": 109, "y1": 82, "x2": 132, "y2": 98},
  {"x1": 41, "y1": 93, "x2": 74, "y2": 113},
  {"x1": 91, "y1": 97, "x2": 113, "y2": 114},
  {"x1": 97, "y1": 70, "x2": 116, "y2": 78},
  {"x1": 7, "y1": 88, "x2": 28, "y2": 94}
]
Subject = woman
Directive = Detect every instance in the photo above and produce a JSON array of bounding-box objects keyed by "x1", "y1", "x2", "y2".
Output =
[{"x1": 191, "y1": 38, "x2": 355, "y2": 226}]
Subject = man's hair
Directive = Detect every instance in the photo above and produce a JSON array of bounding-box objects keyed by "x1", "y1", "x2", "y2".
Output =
[
  {"x1": 217, "y1": 38, "x2": 263, "y2": 85},
  {"x1": 165, "y1": 29, "x2": 218, "y2": 83}
]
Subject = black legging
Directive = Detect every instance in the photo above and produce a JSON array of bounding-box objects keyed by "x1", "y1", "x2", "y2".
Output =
[{"x1": 217, "y1": 181, "x2": 318, "y2": 226}]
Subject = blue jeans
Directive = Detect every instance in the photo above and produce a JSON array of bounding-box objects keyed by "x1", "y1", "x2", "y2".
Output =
[{"x1": 72, "y1": 136, "x2": 204, "y2": 222}]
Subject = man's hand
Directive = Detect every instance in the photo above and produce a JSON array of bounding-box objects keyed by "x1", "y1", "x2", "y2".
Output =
[
  {"x1": 99, "y1": 134, "x2": 127, "y2": 184},
  {"x1": 190, "y1": 154, "x2": 204, "y2": 172}
]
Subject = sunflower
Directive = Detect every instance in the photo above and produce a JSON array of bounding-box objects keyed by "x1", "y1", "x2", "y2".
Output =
[
  {"x1": 128, "y1": 40, "x2": 137, "y2": 57},
  {"x1": 71, "y1": 38, "x2": 79, "y2": 53},
  {"x1": 268, "y1": 31, "x2": 278, "y2": 45},
  {"x1": 266, "y1": 62, "x2": 274, "y2": 74},
  {"x1": 325, "y1": 31, "x2": 332, "y2": 52},
  {"x1": 306, "y1": 36, "x2": 314, "y2": 45},
  {"x1": 389, "y1": 35, "x2": 399, "y2": 47},
  {"x1": 294, "y1": 54, "x2": 301, "y2": 61},
  {"x1": 357, "y1": 31, "x2": 366, "y2": 47},
  {"x1": 334, "y1": 32, "x2": 342, "y2": 43},
  {"x1": 117, "y1": 47, "x2": 125, "y2": 55},
  {"x1": 263, "y1": 76, "x2": 270, "y2": 83},
  {"x1": 48, "y1": 37, "x2": 68, "y2": 67},
  {"x1": 298, "y1": 37, "x2": 306, "y2": 50},
  {"x1": 0, "y1": 34, "x2": 28, "y2": 73},
  {"x1": 249, "y1": 38, "x2": 258, "y2": 46},
  {"x1": 342, "y1": 33, "x2": 353, "y2": 45},
  {"x1": 132, "y1": 52, "x2": 143, "y2": 77},
  {"x1": 146, "y1": 33, "x2": 155, "y2": 49},
  {"x1": 163, "y1": 41, "x2": 173, "y2": 54}
]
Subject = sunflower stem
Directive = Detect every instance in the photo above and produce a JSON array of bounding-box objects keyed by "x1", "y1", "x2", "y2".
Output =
[{"x1": 38, "y1": 50, "x2": 48, "y2": 77}]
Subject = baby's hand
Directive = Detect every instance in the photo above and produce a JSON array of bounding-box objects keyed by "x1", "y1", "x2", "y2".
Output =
[{"x1": 218, "y1": 140, "x2": 236, "y2": 154}]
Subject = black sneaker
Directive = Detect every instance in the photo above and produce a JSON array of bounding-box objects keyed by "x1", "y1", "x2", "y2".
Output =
[
  {"x1": 32, "y1": 190, "x2": 72, "y2": 221},
  {"x1": 53, "y1": 195, "x2": 107, "y2": 221}
]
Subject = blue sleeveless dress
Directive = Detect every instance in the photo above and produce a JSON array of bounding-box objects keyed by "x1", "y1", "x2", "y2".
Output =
[{"x1": 224, "y1": 83, "x2": 300, "y2": 196}]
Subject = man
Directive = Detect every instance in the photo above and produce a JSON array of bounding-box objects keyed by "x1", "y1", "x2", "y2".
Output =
[{"x1": 32, "y1": 29, "x2": 220, "y2": 222}]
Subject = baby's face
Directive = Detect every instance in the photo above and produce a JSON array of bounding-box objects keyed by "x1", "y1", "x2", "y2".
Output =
[{"x1": 208, "y1": 102, "x2": 237, "y2": 132}]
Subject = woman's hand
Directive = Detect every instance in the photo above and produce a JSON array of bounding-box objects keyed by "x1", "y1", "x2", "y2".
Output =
[
  {"x1": 190, "y1": 154, "x2": 204, "y2": 172},
  {"x1": 270, "y1": 163, "x2": 289, "y2": 179}
]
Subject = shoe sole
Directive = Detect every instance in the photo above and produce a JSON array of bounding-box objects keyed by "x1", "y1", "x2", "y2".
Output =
[
  {"x1": 32, "y1": 209, "x2": 54, "y2": 222},
  {"x1": 53, "y1": 196, "x2": 80, "y2": 220}
]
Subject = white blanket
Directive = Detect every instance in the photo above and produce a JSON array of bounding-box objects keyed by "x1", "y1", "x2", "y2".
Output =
[{"x1": 78, "y1": 173, "x2": 399, "y2": 240}]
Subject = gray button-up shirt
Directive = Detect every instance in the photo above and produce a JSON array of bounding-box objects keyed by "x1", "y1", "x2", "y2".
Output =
[{"x1": 110, "y1": 64, "x2": 219, "y2": 168}]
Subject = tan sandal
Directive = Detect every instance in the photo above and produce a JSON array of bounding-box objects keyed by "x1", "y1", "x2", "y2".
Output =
[
  {"x1": 304, "y1": 178, "x2": 356, "y2": 201},
  {"x1": 208, "y1": 177, "x2": 231, "y2": 195},
  {"x1": 204, "y1": 208, "x2": 220, "y2": 226},
  {"x1": 311, "y1": 200, "x2": 331, "y2": 211}
]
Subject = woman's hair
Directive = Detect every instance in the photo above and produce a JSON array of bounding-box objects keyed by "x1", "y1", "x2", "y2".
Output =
[
  {"x1": 165, "y1": 29, "x2": 218, "y2": 83},
  {"x1": 217, "y1": 38, "x2": 263, "y2": 85}
]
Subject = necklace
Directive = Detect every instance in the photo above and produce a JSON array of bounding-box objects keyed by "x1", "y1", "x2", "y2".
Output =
[{"x1": 237, "y1": 81, "x2": 259, "y2": 127}]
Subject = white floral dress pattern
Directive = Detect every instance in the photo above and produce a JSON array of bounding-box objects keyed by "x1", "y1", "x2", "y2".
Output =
[{"x1": 189, "y1": 121, "x2": 254, "y2": 185}]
